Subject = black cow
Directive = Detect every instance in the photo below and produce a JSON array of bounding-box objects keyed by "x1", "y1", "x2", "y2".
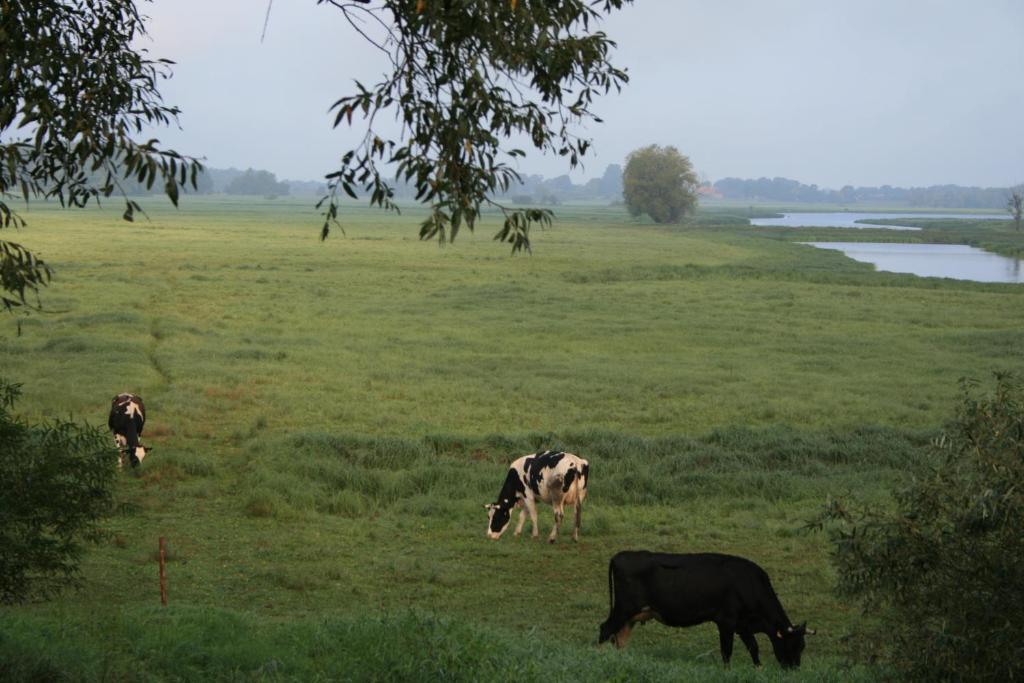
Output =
[
  {"x1": 598, "y1": 551, "x2": 813, "y2": 668},
  {"x1": 108, "y1": 393, "x2": 151, "y2": 469}
]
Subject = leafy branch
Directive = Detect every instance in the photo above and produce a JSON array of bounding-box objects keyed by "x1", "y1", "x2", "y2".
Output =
[
  {"x1": 317, "y1": 0, "x2": 631, "y2": 253},
  {"x1": 0, "y1": 0, "x2": 202, "y2": 311}
]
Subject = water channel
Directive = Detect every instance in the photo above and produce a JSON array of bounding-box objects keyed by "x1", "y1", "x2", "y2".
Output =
[
  {"x1": 802, "y1": 242, "x2": 1024, "y2": 283},
  {"x1": 751, "y1": 212, "x2": 1009, "y2": 230}
]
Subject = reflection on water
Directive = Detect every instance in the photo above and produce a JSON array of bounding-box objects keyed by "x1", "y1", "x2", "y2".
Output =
[
  {"x1": 803, "y1": 242, "x2": 1024, "y2": 283},
  {"x1": 752, "y1": 212, "x2": 1009, "y2": 230}
]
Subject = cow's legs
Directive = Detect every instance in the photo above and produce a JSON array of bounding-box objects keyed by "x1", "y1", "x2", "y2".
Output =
[
  {"x1": 739, "y1": 631, "x2": 761, "y2": 668},
  {"x1": 548, "y1": 504, "x2": 565, "y2": 543},
  {"x1": 717, "y1": 623, "x2": 735, "y2": 668},
  {"x1": 525, "y1": 497, "x2": 540, "y2": 538},
  {"x1": 513, "y1": 504, "x2": 528, "y2": 536},
  {"x1": 572, "y1": 501, "x2": 582, "y2": 542},
  {"x1": 114, "y1": 434, "x2": 126, "y2": 469},
  {"x1": 613, "y1": 622, "x2": 633, "y2": 649}
]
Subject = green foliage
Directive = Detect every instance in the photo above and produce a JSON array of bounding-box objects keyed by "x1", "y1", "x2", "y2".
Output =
[
  {"x1": 622, "y1": 144, "x2": 699, "y2": 223},
  {"x1": 0, "y1": 377, "x2": 115, "y2": 603},
  {"x1": 317, "y1": 0, "x2": 632, "y2": 252},
  {"x1": 814, "y1": 373, "x2": 1024, "y2": 681},
  {"x1": 0, "y1": 0, "x2": 200, "y2": 312}
]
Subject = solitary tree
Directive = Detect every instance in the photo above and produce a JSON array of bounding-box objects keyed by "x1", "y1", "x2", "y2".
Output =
[
  {"x1": 622, "y1": 145, "x2": 699, "y2": 223},
  {"x1": 0, "y1": 0, "x2": 202, "y2": 313},
  {"x1": 1008, "y1": 185, "x2": 1023, "y2": 231}
]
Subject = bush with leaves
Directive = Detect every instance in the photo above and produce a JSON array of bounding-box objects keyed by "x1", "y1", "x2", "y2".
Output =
[
  {"x1": 812, "y1": 373, "x2": 1024, "y2": 681},
  {"x1": 0, "y1": 379, "x2": 115, "y2": 604}
]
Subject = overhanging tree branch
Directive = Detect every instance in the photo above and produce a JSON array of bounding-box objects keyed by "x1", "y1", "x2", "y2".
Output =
[
  {"x1": 0, "y1": 0, "x2": 201, "y2": 312},
  {"x1": 317, "y1": 0, "x2": 631, "y2": 253}
]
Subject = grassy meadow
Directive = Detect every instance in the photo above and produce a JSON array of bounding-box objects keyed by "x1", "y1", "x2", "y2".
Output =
[{"x1": 2, "y1": 197, "x2": 1023, "y2": 681}]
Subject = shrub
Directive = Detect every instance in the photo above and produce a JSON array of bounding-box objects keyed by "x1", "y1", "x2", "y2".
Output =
[
  {"x1": 814, "y1": 373, "x2": 1024, "y2": 681},
  {"x1": 0, "y1": 378, "x2": 115, "y2": 603}
]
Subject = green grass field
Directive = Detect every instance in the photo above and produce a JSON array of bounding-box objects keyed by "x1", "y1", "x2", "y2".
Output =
[{"x1": 1, "y1": 198, "x2": 1022, "y2": 681}]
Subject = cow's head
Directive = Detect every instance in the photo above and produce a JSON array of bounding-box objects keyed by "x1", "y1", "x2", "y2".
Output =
[
  {"x1": 484, "y1": 501, "x2": 513, "y2": 540},
  {"x1": 771, "y1": 622, "x2": 813, "y2": 668},
  {"x1": 118, "y1": 444, "x2": 153, "y2": 470},
  {"x1": 133, "y1": 444, "x2": 152, "y2": 465}
]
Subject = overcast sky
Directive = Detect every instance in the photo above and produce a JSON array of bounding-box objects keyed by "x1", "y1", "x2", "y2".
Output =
[{"x1": 142, "y1": 0, "x2": 1024, "y2": 189}]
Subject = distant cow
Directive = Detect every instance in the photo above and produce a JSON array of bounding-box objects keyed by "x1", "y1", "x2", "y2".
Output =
[
  {"x1": 485, "y1": 450, "x2": 589, "y2": 543},
  {"x1": 108, "y1": 393, "x2": 151, "y2": 469},
  {"x1": 598, "y1": 551, "x2": 813, "y2": 669}
]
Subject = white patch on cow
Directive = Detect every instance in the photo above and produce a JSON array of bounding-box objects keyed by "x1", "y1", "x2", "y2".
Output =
[
  {"x1": 135, "y1": 445, "x2": 147, "y2": 463},
  {"x1": 125, "y1": 401, "x2": 142, "y2": 419}
]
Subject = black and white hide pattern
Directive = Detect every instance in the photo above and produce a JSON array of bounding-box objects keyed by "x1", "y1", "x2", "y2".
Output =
[
  {"x1": 485, "y1": 450, "x2": 589, "y2": 543},
  {"x1": 108, "y1": 393, "x2": 150, "y2": 469}
]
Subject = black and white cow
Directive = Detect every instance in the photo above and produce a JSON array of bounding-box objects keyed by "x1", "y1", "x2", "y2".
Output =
[
  {"x1": 485, "y1": 450, "x2": 589, "y2": 543},
  {"x1": 108, "y1": 393, "x2": 151, "y2": 469},
  {"x1": 598, "y1": 551, "x2": 813, "y2": 669}
]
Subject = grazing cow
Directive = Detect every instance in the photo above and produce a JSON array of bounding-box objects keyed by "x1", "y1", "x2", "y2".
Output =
[
  {"x1": 598, "y1": 551, "x2": 813, "y2": 669},
  {"x1": 485, "y1": 450, "x2": 589, "y2": 543},
  {"x1": 108, "y1": 393, "x2": 151, "y2": 469}
]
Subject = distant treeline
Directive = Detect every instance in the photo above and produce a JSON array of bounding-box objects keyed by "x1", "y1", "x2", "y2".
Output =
[
  {"x1": 502, "y1": 164, "x2": 624, "y2": 204},
  {"x1": 105, "y1": 167, "x2": 324, "y2": 197},
  {"x1": 106, "y1": 163, "x2": 1012, "y2": 209},
  {"x1": 94, "y1": 164, "x2": 624, "y2": 202},
  {"x1": 713, "y1": 176, "x2": 1013, "y2": 209},
  {"x1": 385, "y1": 164, "x2": 624, "y2": 204}
]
